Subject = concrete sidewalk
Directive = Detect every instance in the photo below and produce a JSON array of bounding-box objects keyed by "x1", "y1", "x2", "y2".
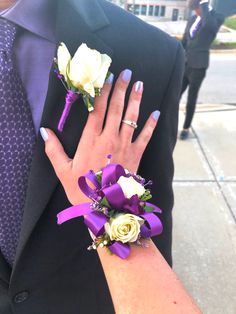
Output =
[{"x1": 172, "y1": 104, "x2": 236, "y2": 313}]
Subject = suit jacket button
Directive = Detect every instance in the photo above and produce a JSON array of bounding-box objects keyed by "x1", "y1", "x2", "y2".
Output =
[{"x1": 13, "y1": 291, "x2": 29, "y2": 303}]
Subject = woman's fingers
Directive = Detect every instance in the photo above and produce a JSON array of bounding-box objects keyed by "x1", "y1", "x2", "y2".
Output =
[
  {"x1": 85, "y1": 73, "x2": 114, "y2": 135},
  {"x1": 40, "y1": 128, "x2": 72, "y2": 182},
  {"x1": 120, "y1": 81, "x2": 143, "y2": 143},
  {"x1": 133, "y1": 111, "x2": 160, "y2": 155},
  {"x1": 104, "y1": 69, "x2": 132, "y2": 135}
]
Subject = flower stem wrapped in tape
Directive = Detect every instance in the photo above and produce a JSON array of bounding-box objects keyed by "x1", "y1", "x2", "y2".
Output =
[{"x1": 57, "y1": 158, "x2": 163, "y2": 259}]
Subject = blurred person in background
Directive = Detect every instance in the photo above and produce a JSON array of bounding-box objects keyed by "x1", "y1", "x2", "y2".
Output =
[{"x1": 179, "y1": 0, "x2": 224, "y2": 140}]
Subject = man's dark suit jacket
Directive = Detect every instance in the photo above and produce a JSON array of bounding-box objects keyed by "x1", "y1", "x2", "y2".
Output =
[
  {"x1": 182, "y1": 3, "x2": 224, "y2": 69},
  {"x1": 0, "y1": 0, "x2": 184, "y2": 313}
]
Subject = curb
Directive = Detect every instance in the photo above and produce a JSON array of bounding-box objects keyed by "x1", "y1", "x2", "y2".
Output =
[{"x1": 210, "y1": 49, "x2": 236, "y2": 54}]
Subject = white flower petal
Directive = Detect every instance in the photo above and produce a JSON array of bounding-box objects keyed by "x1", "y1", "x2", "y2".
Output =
[
  {"x1": 57, "y1": 42, "x2": 71, "y2": 78},
  {"x1": 94, "y1": 54, "x2": 112, "y2": 88},
  {"x1": 117, "y1": 176, "x2": 146, "y2": 199},
  {"x1": 66, "y1": 43, "x2": 111, "y2": 97},
  {"x1": 107, "y1": 214, "x2": 144, "y2": 243}
]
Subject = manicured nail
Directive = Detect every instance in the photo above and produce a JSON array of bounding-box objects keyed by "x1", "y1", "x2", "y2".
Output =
[
  {"x1": 135, "y1": 81, "x2": 143, "y2": 93},
  {"x1": 152, "y1": 110, "x2": 161, "y2": 121},
  {"x1": 40, "y1": 127, "x2": 49, "y2": 141},
  {"x1": 122, "y1": 69, "x2": 132, "y2": 82},
  {"x1": 106, "y1": 73, "x2": 114, "y2": 84}
]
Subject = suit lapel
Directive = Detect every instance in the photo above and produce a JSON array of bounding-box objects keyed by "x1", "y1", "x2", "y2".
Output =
[
  {"x1": 11, "y1": 0, "x2": 113, "y2": 275},
  {"x1": 0, "y1": 251, "x2": 11, "y2": 284}
]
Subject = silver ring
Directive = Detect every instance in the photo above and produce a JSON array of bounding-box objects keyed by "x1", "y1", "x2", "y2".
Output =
[{"x1": 122, "y1": 120, "x2": 138, "y2": 129}]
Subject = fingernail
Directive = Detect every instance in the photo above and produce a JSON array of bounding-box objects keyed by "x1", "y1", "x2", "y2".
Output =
[
  {"x1": 106, "y1": 73, "x2": 114, "y2": 84},
  {"x1": 122, "y1": 69, "x2": 132, "y2": 82},
  {"x1": 152, "y1": 110, "x2": 161, "y2": 121},
  {"x1": 40, "y1": 127, "x2": 49, "y2": 141},
  {"x1": 135, "y1": 81, "x2": 143, "y2": 93}
]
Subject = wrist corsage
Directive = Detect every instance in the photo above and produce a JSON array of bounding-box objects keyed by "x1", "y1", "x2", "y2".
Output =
[
  {"x1": 54, "y1": 43, "x2": 112, "y2": 132},
  {"x1": 57, "y1": 157, "x2": 163, "y2": 259}
]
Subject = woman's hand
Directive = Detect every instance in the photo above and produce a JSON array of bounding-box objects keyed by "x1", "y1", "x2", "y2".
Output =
[{"x1": 40, "y1": 69, "x2": 160, "y2": 205}]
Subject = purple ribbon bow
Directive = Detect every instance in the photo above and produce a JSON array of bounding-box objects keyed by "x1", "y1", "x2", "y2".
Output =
[{"x1": 57, "y1": 164, "x2": 163, "y2": 259}]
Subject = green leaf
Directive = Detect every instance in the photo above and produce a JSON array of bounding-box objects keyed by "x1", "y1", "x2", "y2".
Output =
[
  {"x1": 83, "y1": 95, "x2": 94, "y2": 112},
  {"x1": 106, "y1": 71, "x2": 112, "y2": 80},
  {"x1": 144, "y1": 205, "x2": 154, "y2": 213},
  {"x1": 96, "y1": 172, "x2": 102, "y2": 183},
  {"x1": 100, "y1": 197, "x2": 111, "y2": 209},
  {"x1": 108, "y1": 209, "x2": 116, "y2": 218},
  {"x1": 106, "y1": 247, "x2": 113, "y2": 256},
  {"x1": 95, "y1": 88, "x2": 101, "y2": 97},
  {"x1": 140, "y1": 189, "x2": 152, "y2": 201}
]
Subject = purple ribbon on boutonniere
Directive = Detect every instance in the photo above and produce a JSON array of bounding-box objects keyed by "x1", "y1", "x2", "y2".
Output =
[
  {"x1": 57, "y1": 164, "x2": 163, "y2": 259},
  {"x1": 58, "y1": 91, "x2": 80, "y2": 132}
]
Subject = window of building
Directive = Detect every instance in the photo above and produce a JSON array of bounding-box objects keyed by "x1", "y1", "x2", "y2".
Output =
[
  {"x1": 127, "y1": 4, "x2": 140, "y2": 15},
  {"x1": 148, "y1": 5, "x2": 154, "y2": 16},
  {"x1": 154, "y1": 6, "x2": 159, "y2": 17},
  {"x1": 134, "y1": 4, "x2": 140, "y2": 15},
  {"x1": 160, "y1": 6, "x2": 166, "y2": 17},
  {"x1": 141, "y1": 5, "x2": 147, "y2": 15},
  {"x1": 127, "y1": 4, "x2": 132, "y2": 12}
]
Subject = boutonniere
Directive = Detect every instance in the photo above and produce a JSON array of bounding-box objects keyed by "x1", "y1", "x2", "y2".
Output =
[{"x1": 54, "y1": 43, "x2": 112, "y2": 132}]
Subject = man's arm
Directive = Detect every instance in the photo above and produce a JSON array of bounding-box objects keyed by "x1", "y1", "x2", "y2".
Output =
[
  {"x1": 200, "y1": 1, "x2": 224, "y2": 33},
  {"x1": 139, "y1": 41, "x2": 184, "y2": 264}
]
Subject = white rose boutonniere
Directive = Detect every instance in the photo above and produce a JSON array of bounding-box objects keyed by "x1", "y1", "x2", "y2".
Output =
[
  {"x1": 105, "y1": 214, "x2": 144, "y2": 244},
  {"x1": 55, "y1": 42, "x2": 112, "y2": 132}
]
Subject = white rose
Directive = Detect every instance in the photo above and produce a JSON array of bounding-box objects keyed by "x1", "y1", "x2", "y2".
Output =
[
  {"x1": 117, "y1": 176, "x2": 146, "y2": 199},
  {"x1": 105, "y1": 214, "x2": 144, "y2": 243},
  {"x1": 93, "y1": 53, "x2": 112, "y2": 88},
  {"x1": 57, "y1": 42, "x2": 71, "y2": 79},
  {"x1": 68, "y1": 43, "x2": 112, "y2": 97}
]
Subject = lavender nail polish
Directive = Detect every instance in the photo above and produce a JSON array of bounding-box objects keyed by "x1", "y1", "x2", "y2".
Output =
[
  {"x1": 152, "y1": 110, "x2": 161, "y2": 121},
  {"x1": 106, "y1": 73, "x2": 114, "y2": 84},
  {"x1": 40, "y1": 127, "x2": 49, "y2": 141},
  {"x1": 122, "y1": 69, "x2": 132, "y2": 82},
  {"x1": 135, "y1": 81, "x2": 143, "y2": 93}
]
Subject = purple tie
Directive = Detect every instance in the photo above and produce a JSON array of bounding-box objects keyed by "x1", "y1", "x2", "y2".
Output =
[
  {"x1": 0, "y1": 18, "x2": 36, "y2": 266},
  {"x1": 190, "y1": 18, "x2": 202, "y2": 39}
]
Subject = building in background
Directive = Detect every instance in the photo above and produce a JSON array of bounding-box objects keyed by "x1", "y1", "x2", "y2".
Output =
[
  {"x1": 108, "y1": 0, "x2": 236, "y2": 21},
  {"x1": 108, "y1": 0, "x2": 188, "y2": 21}
]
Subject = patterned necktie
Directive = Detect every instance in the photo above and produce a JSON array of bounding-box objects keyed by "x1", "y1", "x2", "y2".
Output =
[{"x1": 0, "y1": 18, "x2": 36, "y2": 266}]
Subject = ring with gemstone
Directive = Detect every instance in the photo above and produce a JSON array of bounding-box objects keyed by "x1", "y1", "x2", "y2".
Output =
[{"x1": 122, "y1": 120, "x2": 138, "y2": 129}]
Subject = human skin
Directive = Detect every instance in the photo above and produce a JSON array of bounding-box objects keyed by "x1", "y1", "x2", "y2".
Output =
[
  {"x1": 187, "y1": 0, "x2": 203, "y2": 16},
  {"x1": 0, "y1": 0, "x2": 15, "y2": 10},
  {"x1": 42, "y1": 70, "x2": 158, "y2": 205},
  {"x1": 42, "y1": 70, "x2": 201, "y2": 313}
]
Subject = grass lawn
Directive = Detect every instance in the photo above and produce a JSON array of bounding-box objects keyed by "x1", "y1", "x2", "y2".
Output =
[
  {"x1": 224, "y1": 16, "x2": 236, "y2": 30},
  {"x1": 211, "y1": 41, "x2": 236, "y2": 49}
]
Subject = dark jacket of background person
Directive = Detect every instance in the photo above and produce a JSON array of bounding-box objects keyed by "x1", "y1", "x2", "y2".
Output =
[
  {"x1": 0, "y1": 0, "x2": 184, "y2": 313},
  {"x1": 182, "y1": 3, "x2": 225, "y2": 69}
]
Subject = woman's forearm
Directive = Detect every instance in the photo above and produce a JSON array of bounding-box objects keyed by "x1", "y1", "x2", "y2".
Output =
[
  {"x1": 98, "y1": 241, "x2": 201, "y2": 314},
  {"x1": 73, "y1": 184, "x2": 201, "y2": 312}
]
